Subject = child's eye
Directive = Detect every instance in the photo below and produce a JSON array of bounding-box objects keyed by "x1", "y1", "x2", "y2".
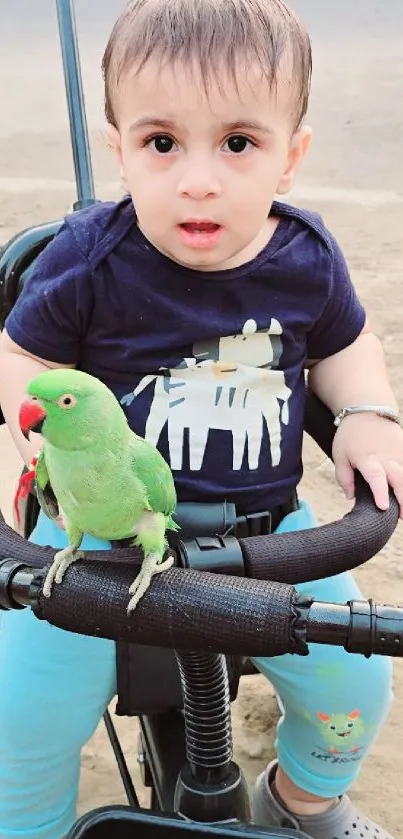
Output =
[
  {"x1": 146, "y1": 135, "x2": 177, "y2": 154},
  {"x1": 223, "y1": 135, "x2": 253, "y2": 154}
]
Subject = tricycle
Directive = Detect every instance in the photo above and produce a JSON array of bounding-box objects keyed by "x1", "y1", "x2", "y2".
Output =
[{"x1": 0, "y1": 3, "x2": 402, "y2": 839}]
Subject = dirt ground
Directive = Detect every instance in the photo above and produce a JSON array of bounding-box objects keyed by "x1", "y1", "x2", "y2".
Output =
[{"x1": 0, "y1": 1, "x2": 402, "y2": 835}]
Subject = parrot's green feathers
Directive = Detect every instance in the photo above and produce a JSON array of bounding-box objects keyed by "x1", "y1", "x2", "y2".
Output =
[
  {"x1": 35, "y1": 447, "x2": 49, "y2": 491},
  {"x1": 128, "y1": 435, "x2": 177, "y2": 520},
  {"x1": 167, "y1": 514, "x2": 180, "y2": 532},
  {"x1": 25, "y1": 369, "x2": 178, "y2": 544},
  {"x1": 35, "y1": 448, "x2": 59, "y2": 520}
]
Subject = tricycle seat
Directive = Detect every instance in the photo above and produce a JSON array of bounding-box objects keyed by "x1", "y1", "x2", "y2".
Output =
[{"x1": 0, "y1": 220, "x2": 62, "y2": 327}]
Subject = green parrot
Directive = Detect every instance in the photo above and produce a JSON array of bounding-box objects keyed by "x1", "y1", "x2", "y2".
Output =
[{"x1": 19, "y1": 369, "x2": 178, "y2": 613}]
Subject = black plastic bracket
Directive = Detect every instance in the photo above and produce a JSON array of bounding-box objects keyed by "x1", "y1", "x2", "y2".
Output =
[
  {"x1": 170, "y1": 501, "x2": 245, "y2": 576},
  {"x1": 177, "y1": 535, "x2": 245, "y2": 576},
  {"x1": 169, "y1": 501, "x2": 239, "y2": 544}
]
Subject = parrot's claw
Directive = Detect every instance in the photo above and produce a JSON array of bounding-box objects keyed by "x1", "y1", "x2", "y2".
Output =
[
  {"x1": 43, "y1": 547, "x2": 85, "y2": 598},
  {"x1": 127, "y1": 551, "x2": 174, "y2": 613}
]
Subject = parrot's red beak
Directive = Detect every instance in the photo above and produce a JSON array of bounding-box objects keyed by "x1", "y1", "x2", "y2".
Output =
[{"x1": 19, "y1": 400, "x2": 47, "y2": 439}]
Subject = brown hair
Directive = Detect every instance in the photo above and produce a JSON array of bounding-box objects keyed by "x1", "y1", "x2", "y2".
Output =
[{"x1": 102, "y1": 0, "x2": 312, "y2": 131}]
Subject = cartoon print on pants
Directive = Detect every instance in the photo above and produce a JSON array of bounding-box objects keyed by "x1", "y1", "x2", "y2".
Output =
[{"x1": 316, "y1": 710, "x2": 365, "y2": 755}]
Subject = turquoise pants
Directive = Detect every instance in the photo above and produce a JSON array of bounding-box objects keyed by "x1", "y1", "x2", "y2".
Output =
[{"x1": 0, "y1": 504, "x2": 393, "y2": 839}]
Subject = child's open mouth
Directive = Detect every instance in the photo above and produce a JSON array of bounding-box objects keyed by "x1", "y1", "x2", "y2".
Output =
[{"x1": 177, "y1": 221, "x2": 223, "y2": 250}]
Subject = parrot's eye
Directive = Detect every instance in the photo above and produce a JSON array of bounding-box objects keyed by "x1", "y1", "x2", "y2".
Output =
[{"x1": 58, "y1": 394, "x2": 77, "y2": 409}]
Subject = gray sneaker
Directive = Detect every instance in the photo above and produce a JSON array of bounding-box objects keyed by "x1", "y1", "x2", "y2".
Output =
[{"x1": 251, "y1": 761, "x2": 394, "y2": 839}]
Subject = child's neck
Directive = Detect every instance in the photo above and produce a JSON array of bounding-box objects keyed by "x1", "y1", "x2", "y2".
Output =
[{"x1": 221, "y1": 215, "x2": 280, "y2": 271}]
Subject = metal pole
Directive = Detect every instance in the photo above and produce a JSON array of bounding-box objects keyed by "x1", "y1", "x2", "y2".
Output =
[
  {"x1": 56, "y1": 0, "x2": 96, "y2": 208},
  {"x1": 103, "y1": 710, "x2": 140, "y2": 808}
]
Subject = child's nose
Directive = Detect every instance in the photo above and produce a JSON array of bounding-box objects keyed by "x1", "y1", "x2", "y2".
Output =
[{"x1": 177, "y1": 157, "x2": 221, "y2": 200}]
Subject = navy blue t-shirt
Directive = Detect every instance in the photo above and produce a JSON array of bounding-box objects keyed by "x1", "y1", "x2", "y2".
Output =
[{"x1": 6, "y1": 196, "x2": 365, "y2": 514}]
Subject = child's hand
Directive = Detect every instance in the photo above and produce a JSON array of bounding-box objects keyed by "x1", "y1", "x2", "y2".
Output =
[{"x1": 332, "y1": 413, "x2": 403, "y2": 518}]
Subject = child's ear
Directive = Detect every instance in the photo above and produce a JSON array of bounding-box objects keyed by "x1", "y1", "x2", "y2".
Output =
[
  {"x1": 276, "y1": 125, "x2": 312, "y2": 195},
  {"x1": 105, "y1": 123, "x2": 128, "y2": 188}
]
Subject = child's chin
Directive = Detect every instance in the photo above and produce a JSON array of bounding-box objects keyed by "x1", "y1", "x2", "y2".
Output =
[{"x1": 167, "y1": 243, "x2": 229, "y2": 271}]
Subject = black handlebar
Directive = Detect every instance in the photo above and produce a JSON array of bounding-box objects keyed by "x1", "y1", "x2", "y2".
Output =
[
  {"x1": 0, "y1": 392, "x2": 401, "y2": 659},
  {"x1": 1, "y1": 559, "x2": 403, "y2": 660}
]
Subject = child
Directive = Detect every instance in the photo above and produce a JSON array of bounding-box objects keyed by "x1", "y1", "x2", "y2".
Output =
[{"x1": 0, "y1": 1, "x2": 402, "y2": 838}]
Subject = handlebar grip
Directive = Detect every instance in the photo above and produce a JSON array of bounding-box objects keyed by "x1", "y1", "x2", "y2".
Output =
[
  {"x1": 3, "y1": 560, "x2": 403, "y2": 659},
  {"x1": 10, "y1": 559, "x2": 403, "y2": 659},
  {"x1": 239, "y1": 475, "x2": 399, "y2": 583},
  {"x1": 31, "y1": 561, "x2": 306, "y2": 657}
]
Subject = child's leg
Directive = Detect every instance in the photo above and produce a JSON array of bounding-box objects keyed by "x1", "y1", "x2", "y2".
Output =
[
  {"x1": 251, "y1": 502, "x2": 393, "y2": 834},
  {"x1": 0, "y1": 513, "x2": 117, "y2": 839}
]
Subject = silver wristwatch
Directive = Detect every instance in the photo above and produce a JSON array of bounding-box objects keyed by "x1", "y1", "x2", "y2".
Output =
[{"x1": 334, "y1": 405, "x2": 400, "y2": 427}]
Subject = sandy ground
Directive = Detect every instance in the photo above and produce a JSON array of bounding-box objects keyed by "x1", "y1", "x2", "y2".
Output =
[{"x1": 0, "y1": 0, "x2": 402, "y2": 835}]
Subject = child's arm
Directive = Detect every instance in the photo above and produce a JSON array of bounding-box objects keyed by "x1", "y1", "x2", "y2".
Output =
[
  {"x1": 0, "y1": 330, "x2": 75, "y2": 467},
  {"x1": 307, "y1": 322, "x2": 403, "y2": 516}
]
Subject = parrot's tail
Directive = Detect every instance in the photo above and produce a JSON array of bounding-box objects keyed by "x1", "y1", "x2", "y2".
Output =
[{"x1": 166, "y1": 513, "x2": 181, "y2": 533}]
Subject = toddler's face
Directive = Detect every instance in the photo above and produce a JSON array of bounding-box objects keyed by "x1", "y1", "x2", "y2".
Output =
[{"x1": 108, "y1": 58, "x2": 310, "y2": 272}]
